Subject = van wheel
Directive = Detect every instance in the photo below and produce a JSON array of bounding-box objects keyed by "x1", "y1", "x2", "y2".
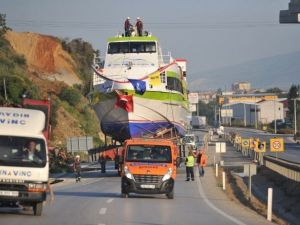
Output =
[
  {"x1": 33, "y1": 202, "x2": 43, "y2": 216},
  {"x1": 166, "y1": 190, "x2": 174, "y2": 199}
]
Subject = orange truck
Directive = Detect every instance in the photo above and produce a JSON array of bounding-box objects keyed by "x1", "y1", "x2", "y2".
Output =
[{"x1": 120, "y1": 138, "x2": 179, "y2": 199}]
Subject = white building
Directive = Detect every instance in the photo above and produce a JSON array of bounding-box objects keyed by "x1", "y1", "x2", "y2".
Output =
[{"x1": 222, "y1": 100, "x2": 284, "y2": 126}]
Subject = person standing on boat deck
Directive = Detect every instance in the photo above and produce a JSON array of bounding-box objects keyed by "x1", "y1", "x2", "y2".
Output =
[
  {"x1": 136, "y1": 17, "x2": 143, "y2": 36},
  {"x1": 124, "y1": 17, "x2": 132, "y2": 37}
]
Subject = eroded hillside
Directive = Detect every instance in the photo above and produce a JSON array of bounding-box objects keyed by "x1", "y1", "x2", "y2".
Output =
[{"x1": 2, "y1": 31, "x2": 101, "y2": 147}]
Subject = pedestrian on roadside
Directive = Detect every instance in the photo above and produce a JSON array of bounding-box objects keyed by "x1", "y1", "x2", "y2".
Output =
[
  {"x1": 136, "y1": 17, "x2": 143, "y2": 36},
  {"x1": 99, "y1": 152, "x2": 106, "y2": 173},
  {"x1": 199, "y1": 150, "x2": 207, "y2": 177},
  {"x1": 196, "y1": 149, "x2": 202, "y2": 175},
  {"x1": 185, "y1": 148, "x2": 195, "y2": 181},
  {"x1": 73, "y1": 155, "x2": 81, "y2": 182}
]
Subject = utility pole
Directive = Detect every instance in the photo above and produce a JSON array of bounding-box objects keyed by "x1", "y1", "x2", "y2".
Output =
[{"x1": 244, "y1": 103, "x2": 246, "y2": 127}]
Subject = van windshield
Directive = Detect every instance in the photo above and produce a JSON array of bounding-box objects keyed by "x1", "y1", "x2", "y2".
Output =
[
  {"x1": 183, "y1": 135, "x2": 196, "y2": 144},
  {"x1": 126, "y1": 145, "x2": 171, "y2": 163},
  {"x1": 0, "y1": 136, "x2": 47, "y2": 168}
]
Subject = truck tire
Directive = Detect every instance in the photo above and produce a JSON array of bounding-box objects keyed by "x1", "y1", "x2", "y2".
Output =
[
  {"x1": 166, "y1": 189, "x2": 174, "y2": 199},
  {"x1": 33, "y1": 202, "x2": 43, "y2": 216},
  {"x1": 121, "y1": 185, "x2": 129, "y2": 198}
]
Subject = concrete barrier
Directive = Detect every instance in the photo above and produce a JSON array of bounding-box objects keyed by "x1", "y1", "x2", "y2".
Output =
[{"x1": 263, "y1": 155, "x2": 300, "y2": 182}]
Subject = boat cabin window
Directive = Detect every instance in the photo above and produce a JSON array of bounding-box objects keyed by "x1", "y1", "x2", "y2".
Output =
[
  {"x1": 166, "y1": 77, "x2": 183, "y2": 94},
  {"x1": 108, "y1": 42, "x2": 156, "y2": 54}
]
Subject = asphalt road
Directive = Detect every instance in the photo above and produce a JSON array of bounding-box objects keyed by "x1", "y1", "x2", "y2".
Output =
[
  {"x1": 0, "y1": 164, "x2": 272, "y2": 224},
  {"x1": 225, "y1": 127, "x2": 300, "y2": 163}
]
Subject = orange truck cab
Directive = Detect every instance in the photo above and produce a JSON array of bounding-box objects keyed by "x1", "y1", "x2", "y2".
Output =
[{"x1": 120, "y1": 138, "x2": 178, "y2": 199}]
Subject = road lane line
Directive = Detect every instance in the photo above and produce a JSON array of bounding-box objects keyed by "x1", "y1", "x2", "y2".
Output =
[
  {"x1": 196, "y1": 176, "x2": 246, "y2": 225},
  {"x1": 82, "y1": 178, "x2": 104, "y2": 186},
  {"x1": 106, "y1": 198, "x2": 114, "y2": 203},
  {"x1": 99, "y1": 208, "x2": 107, "y2": 215}
]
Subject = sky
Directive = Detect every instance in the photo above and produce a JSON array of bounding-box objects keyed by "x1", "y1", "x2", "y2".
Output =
[{"x1": 1, "y1": 0, "x2": 300, "y2": 90}]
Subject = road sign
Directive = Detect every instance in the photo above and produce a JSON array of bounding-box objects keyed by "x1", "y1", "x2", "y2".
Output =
[
  {"x1": 244, "y1": 164, "x2": 257, "y2": 177},
  {"x1": 216, "y1": 142, "x2": 226, "y2": 153},
  {"x1": 221, "y1": 109, "x2": 233, "y2": 117},
  {"x1": 242, "y1": 139, "x2": 250, "y2": 148},
  {"x1": 235, "y1": 136, "x2": 242, "y2": 144},
  {"x1": 255, "y1": 141, "x2": 266, "y2": 152},
  {"x1": 270, "y1": 138, "x2": 285, "y2": 152}
]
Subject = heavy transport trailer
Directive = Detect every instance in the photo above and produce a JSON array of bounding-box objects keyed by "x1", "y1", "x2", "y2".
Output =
[
  {"x1": 0, "y1": 100, "x2": 51, "y2": 216},
  {"x1": 118, "y1": 138, "x2": 179, "y2": 199}
]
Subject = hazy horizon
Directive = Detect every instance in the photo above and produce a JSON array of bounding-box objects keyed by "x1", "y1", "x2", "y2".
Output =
[{"x1": 1, "y1": 0, "x2": 300, "y2": 90}]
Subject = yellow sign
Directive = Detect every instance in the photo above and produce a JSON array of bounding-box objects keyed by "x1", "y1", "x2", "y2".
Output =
[
  {"x1": 235, "y1": 136, "x2": 242, "y2": 144},
  {"x1": 242, "y1": 139, "x2": 250, "y2": 148},
  {"x1": 255, "y1": 141, "x2": 266, "y2": 152},
  {"x1": 270, "y1": 138, "x2": 285, "y2": 152},
  {"x1": 149, "y1": 72, "x2": 161, "y2": 86},
  {"x1": 249, "y1": 138, "x2": 254, "y2": 149}
]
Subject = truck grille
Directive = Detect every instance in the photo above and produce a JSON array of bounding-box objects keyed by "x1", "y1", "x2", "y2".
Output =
[{"x1": 134, "y1": 175, "x2": 163, "y2": 184}]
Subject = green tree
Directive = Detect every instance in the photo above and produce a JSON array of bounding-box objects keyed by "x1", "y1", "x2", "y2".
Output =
[
  {"x1": 192, "y1": 100, "x2": 217, "y2": 125},
  {"x1": 266, "y1": 87, "x2": 286, "y2": 98},
  {"x1": 0, "y1": 13, "x2": 11, "y2": 37},
  {"x1": 59, "y1": 87, "x2": 81, "y2": 107}
]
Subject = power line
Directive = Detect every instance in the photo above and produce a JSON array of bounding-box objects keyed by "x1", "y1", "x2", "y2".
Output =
[{"x1": 7, "y1": 19, "x2": 282, "y2": 31}]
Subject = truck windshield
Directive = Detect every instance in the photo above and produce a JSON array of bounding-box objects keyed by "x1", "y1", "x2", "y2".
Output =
[
  {"x1": 0, "y1": 136, "x2": 47, "y2": 168},
  {"x1": 126, "y1": 145, "x2": 171, "y2": 163}
]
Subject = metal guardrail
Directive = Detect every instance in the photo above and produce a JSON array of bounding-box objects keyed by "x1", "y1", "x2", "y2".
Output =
[{"x1": 263, "y1": 155, "x2": 300, "y2": 182}]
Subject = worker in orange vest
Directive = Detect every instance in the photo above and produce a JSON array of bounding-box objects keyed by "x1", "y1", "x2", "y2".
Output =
[{"x1": 199, "y1": 150, "x2": 207, "y2": 177}]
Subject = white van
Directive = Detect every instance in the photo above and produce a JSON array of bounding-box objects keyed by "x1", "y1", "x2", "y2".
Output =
[{"x1": 0, "y1": 107, "x2": 49, "y2": 216}]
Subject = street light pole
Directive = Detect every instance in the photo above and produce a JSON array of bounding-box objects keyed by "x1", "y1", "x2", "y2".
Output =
[
  {"x1": 294, "y1": 98, "x2": 297, "y2": 135},
  {"x1": 274, "y1": 98, "x2": 277, "y2": 134}
]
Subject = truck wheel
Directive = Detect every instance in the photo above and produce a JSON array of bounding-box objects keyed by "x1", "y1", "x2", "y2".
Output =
[
  {"x1": 33, "y1": 202, "x2": 43, "y2": 216},
  {"x1": 121, "y1": 193, "x2": 128, "y2": 198},
  {"x1": 166, "y1": 189, "x2": 174, "y2": 199},
  {"x1": 121, "y1": 186, "x2": 129, "y2": 198}
]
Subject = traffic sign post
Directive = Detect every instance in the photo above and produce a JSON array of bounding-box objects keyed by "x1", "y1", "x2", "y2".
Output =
[{"x1": 270, "y1": 138, "x2": 284, "y2": 159}]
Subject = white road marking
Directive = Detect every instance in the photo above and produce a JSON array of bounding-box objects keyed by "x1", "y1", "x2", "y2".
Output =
[
  {"x1": 99, "y1": 208, "x2": 107, "y2": 215},
  {"x1": 82, "y1": 178, "x2": 104, "y2": 186},
  {"x1": 106, "y1": 198, "x2": 114, "y2": 203},
  {"x1": 196, "y1": 176, "x2": 246, "y2": 225}
]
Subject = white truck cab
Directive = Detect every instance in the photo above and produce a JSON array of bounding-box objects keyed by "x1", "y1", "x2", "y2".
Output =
[{"x1": 0, "y1": 107, "x2": 49, "y2": 216}]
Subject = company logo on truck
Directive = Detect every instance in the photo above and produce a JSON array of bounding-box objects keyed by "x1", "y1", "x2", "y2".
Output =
[
  {"x1": 0, "y1": 169, "x2": 32, "y2": 177},
  {"x1": 0, "y1": 111, "x2": 30, "y2": 125}
]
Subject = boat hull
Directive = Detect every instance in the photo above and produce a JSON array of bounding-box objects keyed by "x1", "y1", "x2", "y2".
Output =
[{"x1": 93, "y1": 93, "x2": 188, "y2": 142}]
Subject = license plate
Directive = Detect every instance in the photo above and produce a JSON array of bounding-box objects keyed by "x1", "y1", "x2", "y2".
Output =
[
  {"x1": 140, "y1": 184, "x2": 155, "y2": 189},
  {"x1": 0, "y1": 190, "x2": 19, "y2": 197}
]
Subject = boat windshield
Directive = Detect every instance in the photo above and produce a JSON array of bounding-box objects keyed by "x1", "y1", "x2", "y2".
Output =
[
  {"x1": 0, "y1": 136, "x2": 47, "y2": 168},
  {"x1": 126, "y1": 145, "x2": 171, "y2": 163},
  {"x1": 108, "y1": 42, "x2": 156, "y2": 54}
]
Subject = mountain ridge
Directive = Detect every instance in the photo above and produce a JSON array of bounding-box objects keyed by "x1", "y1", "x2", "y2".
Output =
[{"x1": 189, "y1": 51, "x2": 300, "y2": 91}]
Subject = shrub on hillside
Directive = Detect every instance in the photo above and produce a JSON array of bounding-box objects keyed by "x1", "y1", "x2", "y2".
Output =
[{"x1": 59, "y1": 87, "x2": 81, "y2": 106}]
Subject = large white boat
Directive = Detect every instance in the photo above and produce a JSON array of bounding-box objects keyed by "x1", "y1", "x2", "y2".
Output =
[{"x1": 92, "y1": 30, "x2": 189, "y2": 142}]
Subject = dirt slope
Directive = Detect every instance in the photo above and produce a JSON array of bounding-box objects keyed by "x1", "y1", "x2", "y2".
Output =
[{"x1": 5, "y1": 31, "x2": 81, "y2": 86}]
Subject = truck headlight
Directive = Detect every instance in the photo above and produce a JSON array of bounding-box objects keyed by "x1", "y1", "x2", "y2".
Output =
[
  {"x1": 124, "y1": 166, "x2": 134, "y2": 180},
  {"x1": 162, "y1": 168, "x2": 173, "y2": 182}
]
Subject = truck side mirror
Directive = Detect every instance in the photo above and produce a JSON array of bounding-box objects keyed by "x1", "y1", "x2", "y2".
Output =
[
  {"x1": 118, "y1": 156, "x2": 124, "y2": 164},
  {"x1": 175, "y1": 157, "x2": 181, "y2": 167}
]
